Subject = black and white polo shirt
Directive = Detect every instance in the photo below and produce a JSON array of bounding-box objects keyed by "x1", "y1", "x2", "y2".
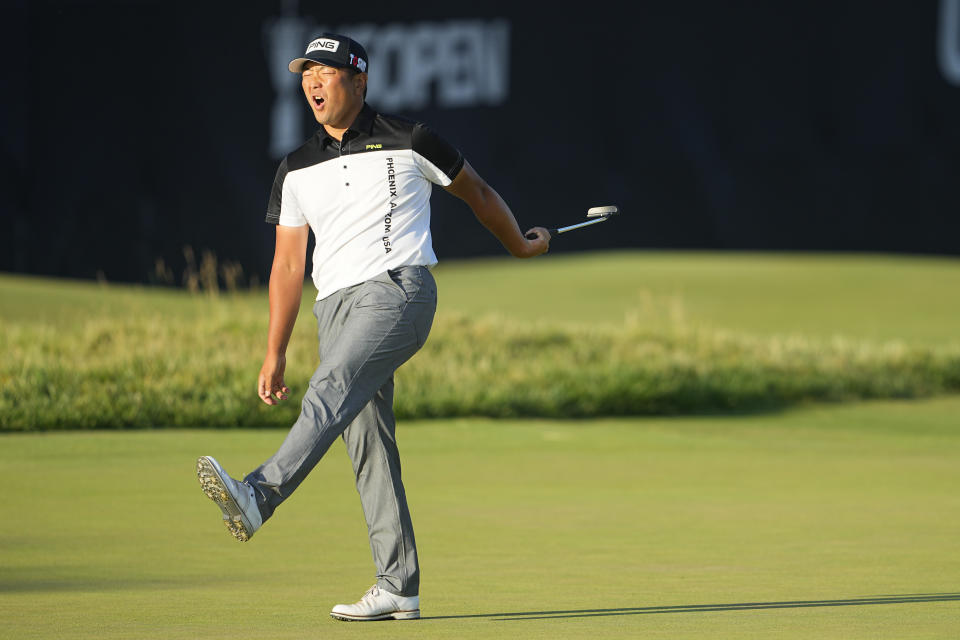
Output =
[{"x1": 266, "y1": 103, "x2": 464, "y2": 301}]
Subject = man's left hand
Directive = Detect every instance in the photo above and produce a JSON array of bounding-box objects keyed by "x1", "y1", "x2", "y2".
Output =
[{"x1": 518, "y1": 227, "x2": 551, "y2": 258}]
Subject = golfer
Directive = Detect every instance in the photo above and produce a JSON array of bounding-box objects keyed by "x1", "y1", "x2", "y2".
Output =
[{"x1": 197, "y1": 33, "x2": 549, "y2": 621}]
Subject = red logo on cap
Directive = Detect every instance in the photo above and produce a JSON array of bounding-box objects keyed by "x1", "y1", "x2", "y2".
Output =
[{"x1": 349, "y1": 54, "x2": 367, "y2": 72}]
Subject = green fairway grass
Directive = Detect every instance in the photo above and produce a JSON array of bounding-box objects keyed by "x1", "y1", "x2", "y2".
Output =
[
  {"x1": 433, "y1": 251, "x2": 960, "y2": 345},
  {"x1": 3, "y1": 251, "x2": 960, "y2": 428},
  {"x1": 4, "y1": 251, "x2": 960, "y2": 344},
  {"x1": 1, "y1": 397, "x2": 958, "y2": 639}
]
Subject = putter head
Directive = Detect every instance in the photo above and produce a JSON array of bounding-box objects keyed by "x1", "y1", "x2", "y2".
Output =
[{"x1": 587, "y1": 205, "x2": 619, "y2": 218}]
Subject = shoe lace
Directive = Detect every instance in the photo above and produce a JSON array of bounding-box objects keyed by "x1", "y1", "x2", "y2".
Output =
[{"x1": 360, "y1": 585, "x2": 380, "y2": 604}]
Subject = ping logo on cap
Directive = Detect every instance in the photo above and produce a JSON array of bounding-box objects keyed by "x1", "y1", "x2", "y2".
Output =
[{"x1": 306, "y1": 37, "x2": 340, "y2": 54}]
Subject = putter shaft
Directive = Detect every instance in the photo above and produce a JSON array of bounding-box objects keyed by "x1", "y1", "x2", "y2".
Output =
[
  {"x1": 525, "y1": 205, "x2": 619, "y2": 240},
  {"x1": 553, "y1": 216, "x2": 611, "y2": 235}
]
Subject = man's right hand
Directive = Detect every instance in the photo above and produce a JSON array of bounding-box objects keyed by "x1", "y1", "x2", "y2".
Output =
[
  {"x1": 259, "y1": 224, "x2": 308, "y2": 406},
  {"x1": 258, "y1": 354, "x2": 290, "y2": 405}
]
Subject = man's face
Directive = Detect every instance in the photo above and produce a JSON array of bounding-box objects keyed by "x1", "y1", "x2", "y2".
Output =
[{"x1": 301, "y1": 62, "x2": 365, "y2": 128}]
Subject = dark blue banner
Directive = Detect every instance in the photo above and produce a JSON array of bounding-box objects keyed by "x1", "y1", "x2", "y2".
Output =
[{"x1": 3, "y1": 1, "x2": 959, "y2": 284}]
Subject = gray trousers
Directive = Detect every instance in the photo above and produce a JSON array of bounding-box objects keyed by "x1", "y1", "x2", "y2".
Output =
[{"x1": 244, "y1": 266, "x2": 436, "y2": 597}]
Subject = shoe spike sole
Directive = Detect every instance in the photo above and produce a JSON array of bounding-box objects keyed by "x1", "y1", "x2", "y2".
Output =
[
  {"x1": 330, "y1": 611, "x2": 421, "y2": 622},
  {"x1": 196, "y1": 457, "x2": 252, "y2": 542}
]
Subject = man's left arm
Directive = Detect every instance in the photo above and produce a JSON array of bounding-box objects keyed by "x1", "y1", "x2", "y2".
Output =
[{"x1": 444, "y1": 160, "x2": 550, "y2": 259}]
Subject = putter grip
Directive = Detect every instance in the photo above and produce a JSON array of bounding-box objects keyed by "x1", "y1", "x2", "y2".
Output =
[{"x1": 525, "y1": 229, "x2": 558, "y2": 240}]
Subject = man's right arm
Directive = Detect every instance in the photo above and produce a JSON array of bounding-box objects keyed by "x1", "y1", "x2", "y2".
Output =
[{"x1": 258, "y1": 224, "x2": 310, "y2": 406}]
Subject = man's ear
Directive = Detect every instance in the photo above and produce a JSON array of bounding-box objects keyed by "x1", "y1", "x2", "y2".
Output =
[{"x1": 355, "y1": 72, "x2": 368, "y2": 96}]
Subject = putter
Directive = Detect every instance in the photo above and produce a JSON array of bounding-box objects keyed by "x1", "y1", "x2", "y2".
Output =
[{"x1": 526, "y1": 206, "x2": 619, "y2": 239}]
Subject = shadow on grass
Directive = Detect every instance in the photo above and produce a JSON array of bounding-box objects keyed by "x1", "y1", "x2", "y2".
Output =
[{"x1": 423, "y1": 593, "x2": 960, "y2": 621}]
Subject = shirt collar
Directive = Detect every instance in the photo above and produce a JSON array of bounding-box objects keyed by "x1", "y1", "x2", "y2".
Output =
[
  {"x1": 318, "y1": 102, "x2": 376, "y2": 150},
  {"x1": 352, "y1": 102, "x2": 376, "y2": 135}
]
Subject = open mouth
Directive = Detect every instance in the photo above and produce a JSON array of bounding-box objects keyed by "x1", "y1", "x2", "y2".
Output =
[{"x1": 312, "y1": 95, "x2": 324, "y2": 107}]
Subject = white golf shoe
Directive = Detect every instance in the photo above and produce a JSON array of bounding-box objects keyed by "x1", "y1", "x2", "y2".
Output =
[
  {"x1": 330, "y1": 585, "x2": 421, "y2": 621},
  {"x1": 196, "y1": 456, "x2": 262, "y2": 542}
]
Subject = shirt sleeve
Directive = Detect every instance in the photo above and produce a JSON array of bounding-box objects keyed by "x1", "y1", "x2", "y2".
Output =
[
  {"x1": 411, "y1": 123, "x2": 464, "y2": 186},
  {"x1": 265, "y1": 157, "x2": 307, "y2": 227}
]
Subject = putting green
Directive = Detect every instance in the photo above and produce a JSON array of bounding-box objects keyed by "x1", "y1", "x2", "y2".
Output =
[{"x1": 2, "y1": 397, "x2": 958, "y2": 639}]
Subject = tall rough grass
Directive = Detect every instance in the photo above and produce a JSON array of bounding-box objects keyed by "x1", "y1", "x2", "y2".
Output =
[{"x1": 2, "y1": 309, "x2": 959, "y2": 430}]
